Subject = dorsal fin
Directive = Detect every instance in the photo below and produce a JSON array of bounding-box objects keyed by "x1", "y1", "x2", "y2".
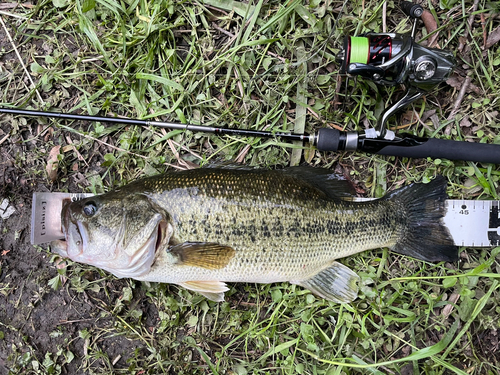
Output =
[
  {"x1": 282, "y1": 166, "x2": 356, "y2": 199},
  {"x1": 204, "y1": 161, "x2": 255, "y2": 170}
]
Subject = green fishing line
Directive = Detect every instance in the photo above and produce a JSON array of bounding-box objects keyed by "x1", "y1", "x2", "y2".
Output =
[{"x1": 349, "y1": 37, "x2": 369, "y2": 64}]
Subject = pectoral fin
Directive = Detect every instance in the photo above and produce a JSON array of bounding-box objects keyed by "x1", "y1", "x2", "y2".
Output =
[
  {"x1": 168, "y1": 242, "x2": 235, "y2": 270},
  {"x1": 178, "y1": 280, "x2": 229, "y2": 302},
  {"x1": 292, "y1": 262, "x2": 360, "y2": 303}
]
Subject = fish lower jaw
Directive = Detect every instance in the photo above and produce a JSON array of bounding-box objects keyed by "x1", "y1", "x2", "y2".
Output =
[
  {"x1": 50, "y1": 239, "x2": 68, "y2": 257},
  {"x1": 112, "y1": 241, "x2": 160, "y2": 279}
]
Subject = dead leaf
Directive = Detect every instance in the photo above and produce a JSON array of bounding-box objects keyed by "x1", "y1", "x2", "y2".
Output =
[
  {"x1": 460, "y1": 116, "x2": 472, "y2": 128},
  {"x1": 428, "y1": 113, "x2": 440, "y2": 130},
  {"x1": 55, "y1": 259, "x2": 68, "y2": 285},
  {"x1": 236, "y1": 144, "x2": 251, "y2": 163},
  {"x1": 486, "y1": 25, "x2": 500, "y2": 49},
  {"x1": 1, "y1": 249, "x2": 10, "y2": 256},
  {"x1": 0, "y1": 2, "x2": 34, "y2": 9},
  {"x1": 421, "y1": 110, "x2": 436, "y2": 123},
  {"x1": 442, "y1": 292, "x2": 460, "y2": 318},
  {"x1": 446, "y1": 75, "x2": 482, "y2": 95},
  {"x1": 46, "y1": 145, "x2": 61, "y2": 182},
  {"x1": 401, "y1": 110, "x2": 418, "y2": 126},
  {"x1": 304, "y1": 145, "x2": 315, "y2": 164},
  {"x1": 421, "y1": 10, "x2": 439, "y2": 48},
  {"x1": 179, "y1": 159, "x2": 199, "y2": 170}
]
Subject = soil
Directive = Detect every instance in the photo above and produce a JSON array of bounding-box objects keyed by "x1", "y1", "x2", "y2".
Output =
[
  {"x1": 0, "y1": 22, "x2": 151, "y2": 374},
  {"x1": 0, "y1": 131, "x2": 148, "y2": 374}
]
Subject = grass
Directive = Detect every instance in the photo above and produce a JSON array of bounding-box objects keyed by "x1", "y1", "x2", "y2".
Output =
[{"x1": 1, "y1": 0, "x2": 500, "y2": 373}]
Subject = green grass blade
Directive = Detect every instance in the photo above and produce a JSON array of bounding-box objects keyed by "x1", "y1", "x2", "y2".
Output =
[
  {"x1": 256, "y1": 0, "x2": 301, "y2": 34},
  {"x1": 201, "y1": 0, "x2": 256, "y2": 17},
  {"x1": 135, "y1": 72, "x2": 184, "y2": 92},
  {"x1": 76, "y1": 0, "x2": 114, "y2": 70},
  {"x1": 298, "y1": 319, "x2": 459, "y2": 369}
]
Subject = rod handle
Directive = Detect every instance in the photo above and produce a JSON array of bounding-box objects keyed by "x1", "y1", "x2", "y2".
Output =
[
  {"x1": 375, "y1": 138, "x2": 500, "y2": 164},
  {"x1": 317, "y1": 128, "x2": 500, "y2": 163}
]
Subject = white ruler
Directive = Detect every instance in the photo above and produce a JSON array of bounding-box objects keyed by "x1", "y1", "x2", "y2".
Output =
[
  {"x1": 443, "y1": 200, "x2": 500, "y2": 247},
  {"x1": 31, "y1": 192, "x2": 94, "y2": 245}
]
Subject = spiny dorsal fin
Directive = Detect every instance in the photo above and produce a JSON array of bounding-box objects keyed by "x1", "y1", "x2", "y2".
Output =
[
  {"x1": 204, "y1": 161, "x2": 255, "y2": 170},
  {"x1": 282, "y1": 166, "x2": 356, "y2": 199},
  {"x1": 292, "y1": 261, "x2": 360, "y2": 303},
  {"x1": 168, "y1": 242, "x2": 235, "y2": 270}
]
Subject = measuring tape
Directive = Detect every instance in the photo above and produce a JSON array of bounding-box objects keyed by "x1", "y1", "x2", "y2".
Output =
[
  {"x1": 31, "y1": 192, "x2": 94, "y2": 245},
  {"x1": 30, "y1": 192, "x2": 499, "y2": 248},
  {"x1": 443, "y1": 200, "x2": 500, "y2": 247}
]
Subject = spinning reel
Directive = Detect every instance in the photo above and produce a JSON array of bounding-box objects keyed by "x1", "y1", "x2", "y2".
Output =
[
  {"x1": 312, "y1": 1, "x2": 491, "y2": 161},
  {"x1": 335, "y1": 1, "x2": 456, "y2": 140}
]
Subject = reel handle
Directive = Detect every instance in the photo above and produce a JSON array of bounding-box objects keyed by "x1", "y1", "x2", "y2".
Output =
[{"x1": 400, "y1": 1, "x2": 424, "y2": 18}]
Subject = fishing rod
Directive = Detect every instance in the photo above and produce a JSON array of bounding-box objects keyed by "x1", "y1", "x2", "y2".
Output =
[
  {"x1": 2, "y1": 1, "x2": 499, "y2": 164},
  {"x1": 2, "y1": 106, "x2": 499, "y2": 164}
]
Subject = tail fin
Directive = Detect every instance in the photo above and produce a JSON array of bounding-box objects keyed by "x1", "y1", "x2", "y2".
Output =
[{"x1": 384, "y1": 176, "x2": 458, "y2": 262}]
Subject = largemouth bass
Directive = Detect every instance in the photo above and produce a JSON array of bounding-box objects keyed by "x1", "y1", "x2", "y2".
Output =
[{"x1": 51, "y1": 166, "x2": 457, "y2": 302}]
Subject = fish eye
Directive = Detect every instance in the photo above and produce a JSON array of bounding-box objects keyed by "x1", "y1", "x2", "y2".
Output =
[{"x1": 82, "y1": 201, "x2": 98, "y2": 217}]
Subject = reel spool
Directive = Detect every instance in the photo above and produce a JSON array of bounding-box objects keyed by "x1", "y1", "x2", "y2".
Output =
[
  {"x1": 336, "y1": 1, "x2": 456, "y2": 139},
  {"x1": 338, "y1": 34, "x2": 405, "y2": 80}
]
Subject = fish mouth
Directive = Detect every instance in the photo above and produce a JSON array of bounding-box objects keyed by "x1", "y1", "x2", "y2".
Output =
[
  {"x1": 50, "y1": 200, "x2": 78, "y2": 258},
  {"x1": 51, "y1": 238, "x2": 68, "y2": 257}
]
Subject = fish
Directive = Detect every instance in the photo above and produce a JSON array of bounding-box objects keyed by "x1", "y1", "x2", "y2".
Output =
[{"x1": 51, "y1": 166, "x2": 458, "y2": 303}]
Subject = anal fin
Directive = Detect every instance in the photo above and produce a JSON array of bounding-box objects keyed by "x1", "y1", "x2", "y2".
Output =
[
  {"x1": 178, "y1": 280, "x2": 229, "y2": 302},
  {"x1": 292, "y1": 262, "x2": 360, "y2": 303}
]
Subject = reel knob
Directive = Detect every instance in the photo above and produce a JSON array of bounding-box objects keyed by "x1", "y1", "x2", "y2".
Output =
[
  {"x1": 414, "y1": 56, "x2": 437, "y2": 80},
  {"x1": 400, "y1": 1, "x2": 424, "y2": 18}
]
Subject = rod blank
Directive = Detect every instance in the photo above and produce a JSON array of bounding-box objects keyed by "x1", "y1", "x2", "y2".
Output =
[{"x1": 0, "y1": 107, "x2": 308, "y2": 143}]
